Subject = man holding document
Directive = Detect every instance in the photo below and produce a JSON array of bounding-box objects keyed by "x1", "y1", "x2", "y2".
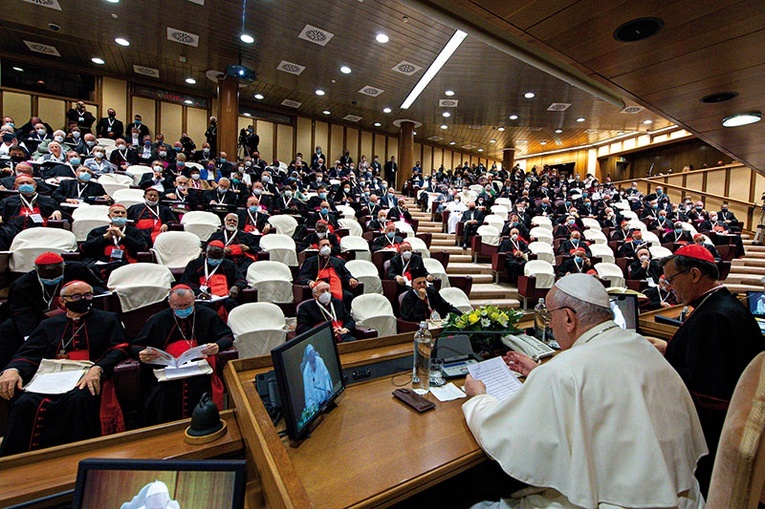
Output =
[
  {"x1": 463, "y1": 274, "x2": 708, "y2": 508},
  {"x1": 0, "y1": 280, "x2": 128, "y2": 456},
  {"x1": 131, "y1": 284, "x2": 233, "y2": 426}
]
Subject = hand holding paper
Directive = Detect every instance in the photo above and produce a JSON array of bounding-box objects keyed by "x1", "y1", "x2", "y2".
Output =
[{"x1": 466, "y1": 356, "x2": 523, "y2": 403}]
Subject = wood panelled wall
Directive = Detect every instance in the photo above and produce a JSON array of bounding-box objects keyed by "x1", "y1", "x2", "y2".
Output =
[
  {"x1": 519, "y1": 149, "x2": 590, "y2": 178},
  {"x1": 604, "y1": 139, "x2": 730, "y2": 181}
]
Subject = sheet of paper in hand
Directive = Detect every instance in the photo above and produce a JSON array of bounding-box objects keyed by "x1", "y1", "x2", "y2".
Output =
[{"x1": 23, "y1": 359, "x2": 93, "y2": 395}]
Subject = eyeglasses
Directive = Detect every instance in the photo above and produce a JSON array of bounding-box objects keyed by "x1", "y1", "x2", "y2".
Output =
[
  {"x1": 547, "y1": 305, "x2": 576, "y2": 314},
  {"x1": 62, "y1": 292, "x2": 93, "y2": 301},
  {"x1": 663, "y1": 269, "x2": 689, "y2": 285}
]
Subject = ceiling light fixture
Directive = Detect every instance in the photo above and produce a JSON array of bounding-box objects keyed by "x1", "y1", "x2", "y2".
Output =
[
  {"x1": 376, "y1": 33, "x2": 389, "y2": 43},
  {"x1": 524, "y1": 92, "x2": 535, "y2": 99},
  {"x1": 91, "y1": 57, "x2": 105, "y2": 65},
  {"x1": 240, "y1": 34, "x2": 254, "y2": 44},
  {"x1": 106, "y1": 0, "x2": 120, "y2": 3},
  {"x1": 614, "y1": 17, "x2": 664, "y2": 43},
  {"x1": 322, "y1": 110, "x2": 331, "y2": 115},
  {"x1": 509, "y1": 114, "x2": 518, "y2": 120},
  {"x1": 442, "y1": 112, "x2": 451, "y2": 118},
  {"x1": 315, "y1": 89, "x2": 326, "y2": 96},
  {"x1": 254, "y1": 94, "x2": 264, "y2": 100},
  {"x1": 114, "y1": 37, "x2": 130, "y2": 46},
  {"x1": 413, "y1": 131, "x2": 417, "y2": 135},
  {"x1": 540, "y1": 141, "x2": 547, "y2": 145},
  {"x1": 440, "y1": 124, "x2": 448, "y2": 130},
  {"x1": 477, "y1": 148, "x2": 484, "y2": 152},
  {"x1": 243, "y1": 112, "x2": 251, "y2": 117},
  {"x1": 400, "y1": 29, "x2": 468, "y2": 109},
  {"x1": 497, "y1": 127, "x2": 506, "y2": 131},
  {"x1": 444, "y1": 90, "x2": 455, "y2": 96},
  {"x1": 340, "y1": 65, "x2": 352, "y2": 74},
  {"x1": 185, "y1": 77, "x2": 196, "y2": 84},
  {"x1": 701, "y1": 91, "x2": 738, "y2": 103},
  {"x1": 449, "y1": 141, "x2": 456, "y2": 145},
  {"x1": 642, "y1": 119, "x2": 653, "y2": 125},
  {"x1": 383, "y1": 107, "x2": 392, "y2": 113},
  {"x1": 374, "y1": 122, "x2": 381, "y2": 127},
  {"x1": 576, "y1": 117, "x2": 586, "y2": 122},
  {"x1": 489, "y1": 139, "x2": 496, "y2": 143},
  {"x1": 554, "y1": 129, "x2": 563, "y2": 134},
  {"x1": 184, "y1": 99, "x2": 193, "y2": 105},
  {"x1": 12, "y1": 66, "x2": 24, "y2": 72},
  {"x1": 722, "y1": 112, "x2": 762, "y2": 127}
]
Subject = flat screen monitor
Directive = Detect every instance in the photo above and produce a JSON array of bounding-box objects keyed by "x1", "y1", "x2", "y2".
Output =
[
  {"x1": 610, "y1": 293, "x2": 639, "y2": 332},
  {"x1": 71, "y1": 459, "x2": 246, "y2": 509},
  {"x1": 747, "y1": 292, "x2": 765, "y2": 318},
  {"x1": 271, "y1": 321, "x2": 345, "y2": 442}
]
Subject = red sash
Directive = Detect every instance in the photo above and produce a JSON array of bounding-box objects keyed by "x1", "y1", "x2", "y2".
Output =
[
  {"x1": 200, "y1": 273, "x2": 228, "y2": 297},
  {"x1": 67, "y1": 349, "x2": 125, "y2": 436},
  {"x1": 165, "y1": 340, "x2": 224, "y2": 411},
  {"x1": 16, "y1": 205, "x2": 47, "y2": 227},
  {"x1": 318, "y1": 266, "x2": 343, "y2": 301}
]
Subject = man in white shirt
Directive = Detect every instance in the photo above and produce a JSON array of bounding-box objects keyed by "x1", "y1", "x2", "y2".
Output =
[{"x1": 463, "y1": 273, "x2": 707, "y2": 509}]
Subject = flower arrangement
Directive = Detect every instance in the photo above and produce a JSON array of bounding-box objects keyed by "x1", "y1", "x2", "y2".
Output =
[{"x1": 444, "y1": 305, "x2": 524, "y2": 355}]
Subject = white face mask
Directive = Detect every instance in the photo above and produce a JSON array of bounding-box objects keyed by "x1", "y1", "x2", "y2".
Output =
[
  {"x1": 401, "y1": 250, "x2": 412, "y2": 261},
  {"x1": 318, "y1": 291, "x2": 332, "y2": 305},
  {"x1": 316, "y1": 231, "x2": 327, "y2": 238},
  {"x1": 320, "y1": 245, "x2": 331, "y2": 257}
]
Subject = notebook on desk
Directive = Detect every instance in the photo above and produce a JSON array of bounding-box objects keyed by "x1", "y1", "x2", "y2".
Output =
[{"x1": 435, "y1": 334, "x2": 482, "y2": 378}]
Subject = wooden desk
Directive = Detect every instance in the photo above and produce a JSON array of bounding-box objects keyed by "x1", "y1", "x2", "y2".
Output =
[
  {"x1": 639, "y1": 306, "x2": 683, "y2": 339},
  {"x1": 225, "y1": 333, "x2": 486, "y2": 509}
]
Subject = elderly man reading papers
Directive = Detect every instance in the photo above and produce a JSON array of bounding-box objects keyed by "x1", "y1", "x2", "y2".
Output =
[{"x1": 463, "y1": 274, "x2": 707, "y2": 509}]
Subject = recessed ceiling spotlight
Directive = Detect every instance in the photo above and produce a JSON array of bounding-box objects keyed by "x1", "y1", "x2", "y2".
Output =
[
  {"x1": 444, "y1": 90, "x2": 455, "y2": 97},
  {"x1": 477, "y1": 148, "x2": 484, "y2": 152},
  {"x1": 440, "y1": 124, "x2": 448, "y2": 129},
  {"x1": 617, "y1": 131, "x2": 625, "y2": 134},
  {"x1": 449, "y1": 141, "x2": 456, "y2": 145},
  {"x1": 383, "y1": 107, "x2": 392, "y2": 113},
  {"x1": 701, "y1": 91, "x2": 738, "y2": 104},
  {"x1": 540, "y1": 141, "x2": 547, "y2": 145},
  {"x1": 576, "y1": 117, "x2": 586, "y2": 122},
  {"x1": 184, "y1": 99, "x2": 193, "y2": 105},
  {"x1": 106, "y1": 0, "x2": 119, "y2": 3},
  {"x1": 91, "y1": 57, "x2": 105, "y2": 65},
  {"x1": 722, "y1": 112, "x2": 762, "y2": 127},
  {"x1": 240, "y1": 34, "x2": 254, "y2": 44},
  {"x1": 340, "y1": 65, "x2": 352, "y2": 74},
  {"x1": 524, "y1": 92, "x2": 535, "y2": 99},
  {"x1": 442, "y1": 112, "x2": 451, "y2": 118},
  {"x1": 114, "y1": 37, "x2": 130, "y2": 46},
  {"x1": 315, "y1": 89, "x2": 326, "y2": 96},
  {"x1": 554, "y1": 129, "x2": 563, "y2": 134},
  {"x1": 376, "y1": 33, "x2": 389, "y2": 43},
  {"x1": 12, "y1": 66, "x2": 24, "y2": 72},
  {"x1": 614, "y1": 17, "x2": 664, "y2": 43},
  {"x1": 497, "y1": 126, "x2": 506, "y2": 132},
  {"x1": 374, "y1": 122, "x2": 381, "y2": 127},
  {"x1": 509, "y1": 114, "x2": 518, "y2": 120},
  {"x1": 413, "y1": 131, "x2": 417, "y2": 135},
  {"x1": 322, "y1": 110, "x2": 331, "y2": 115},
  {"x1": 489, "y1": 139, "x2": 496, "y2": 143},
  {"x1": 254, "y1": 94, "x2": 264, "y2": 100},
  {"x1": 642, "y1": 119, "x2": 653, "y2": 125},
  {"x1": 185, "y1": 77, "x2": 196, "y2": 84}
]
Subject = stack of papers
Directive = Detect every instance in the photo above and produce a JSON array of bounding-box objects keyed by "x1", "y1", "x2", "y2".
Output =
[{"x1": 466, "y1": 356, "x2": 523, "y2": 403}]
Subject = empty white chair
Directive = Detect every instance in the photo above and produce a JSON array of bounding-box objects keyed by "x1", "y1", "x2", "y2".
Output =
[
  {"x1": 612, "y1": 202, "x2": 630, "y2": 212},
  {"x1": 584, "y1": 229, "x2": 608, "y2": 245},
  {"x1": 228, "y1": 303, "x2": 287, "y2": 358},
  {"x1": 423, "y1": 257, "x2": 449, "y2": 287},
  {"x1": 97, "y1": 173, "x2": 133, "y2": 198},
  {"x1": 649, "y1": 245, "x2": 674, "y2": 260},
  {"x1": 581, "y1": 217, "x2": 602, "y2": 231},
  {"x1": 524, "y1": 260, "x2": 555, "y2": 290},
  {"x1": 494, "y1": 198, "x2": 512, "y2": 210},
  {"x1": 469, "y1": 184, "x2": 484, "y2": 195},
  {"x1": 6, "y1": 228, "x2": 77, "y2": 273},
  {"x1": 71, "y1": 204, "x2": 111, "y2": 242},
  {"x1": 351, "y1": 294, "x2": 397, "y2": 337},
  {"x1": 395, "y1": 220, "x2": 415, "y2": 235},
  {"x1": 490, "y1": 205, "x2": 509, "y2": 220},
  {"x1": 345, "y1": 259, "x2": 382, "y2": 294},
  {"x1": 180, "y1": 211, "x2": 221, "y2": 242},
  {"x1": 150, "y1": 231, "x2": 201, "y2": 269},
  {"x1": 529, "y1": 227, "x2": 553, "y2": 245},
  {"x1": 107, "y1": 263, "x2": 175, "y2": 312},
  {"x1": 96, "y1": 137, "x2": 116, "y2": 147},
  {"x1": 112, "y1": 188, "x2": 146, "y2": 208},
  {"x1": 338, "y1": 218, "x2": 363, "y2": 238},
  {"x1": 259, "y1": 233, "x2": 298, "y2": 266},
  {"x1": 405, "y1": 236, "x2": 430, "y2": 258},
  {"x1": 642, "y1": 231, "x2": 661, "y2": 245},
  {"x1": 336, "y1": 205, "x2": 356, "y2": 219},
  {"x1": 246, "y1": 260, "x2": 294, "y2": 304},
  {"x1": 267, "y1": 214, "x2": 298, "y2": 238},
  {"x1": 484, "y1": 214, "x2": 506, "y2": 230},
  {"x1": 589, "y1": 243, "x2": 616, "y2": 264},
  {"x1": 531, "y1": 216, "x2": 553, "y2": 230},
  {"x1": 627, "y1": 219, "x2": 647, "y2": 232},
  {"x1": 125, "y1": 165, "x2": 154, "y2": 186},
  {"x1": 439, "y1": 287, "x2": 473, "y2": 314},
  {"x1": 528, "y1": 241, "x2": 555, "y2": 265},
  {"x1": 340, "y1": 235, "x2": 371, "y2": 262},
  {"x1": 595, "y1": 262, "x2": 626, "y2": 288},
  {"x1": 621, "y1": 210, "x2": 639, "y2": 220},
  {"x1": 477, "y1": 224, "x2": 501, "y2": 247}
]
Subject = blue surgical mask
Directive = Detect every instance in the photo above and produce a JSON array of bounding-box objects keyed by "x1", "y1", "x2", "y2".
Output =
[
  {"x1": 207, "y1": 257, "x2": 223, "y2": 267},
  {"x1": 40, "y1": 275, "x2": 64, "y2": 286},
  {"x1": 18, "y1": 184, "x2": 35, "y2": 194},
  {"x1": 220, "y1": 158, "x2": 227, "y2": 163},
  {"x1": 69, "y1": 157, "x2": 81, "y2": 166},
  {"x1": 78, "y1": 172, "x2": 91, "y2": 182},
  {"x1": 111, "y1": 217, "x2": 128, "y2": 226},
  {"x1": 574, "y1": 256, "x2": 583, "y2": 263},
  {"x1": 321, "y1": 207, "x2": 329, "y2": 215},
  {"x1": 174, "y1": 306, "x2": 193, "y2": 319},
  {"x1": 567, "y1": 220, "x2": 575, "y2": 225},
  {"x1": 177, "y1": 161, "x2": 185, "y2": 168},
  {"x1": 319, "y1": 192, "x2": 326, "y2": 199},
  {"x1": 174, "y1": 146, "x2": 182, "y2": 152},
  {"x1": 387, "y1": 231, "x2": 395, "y2": 239},
  {"x1": 249, "y1": 205, "x2": 259, "y2": 213},
  {"x1": 232, "y1": 178, "x2": 240, "y2": 185}
]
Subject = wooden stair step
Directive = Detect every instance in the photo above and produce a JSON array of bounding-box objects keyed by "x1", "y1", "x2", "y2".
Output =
[
  {"x1": 469, "y1": 298, "x2": 521, "y2": 309},
  {"x1": 724, "y1": 283, "x2": 763, "y2": 293},
  {"x1": 448, "y1": 254, "x2": 473, "y2": 263},
  {"x1": 445, "y1": 262, "x2": 493, "y2": 275},
  {"x1": 448, "y1": 273, "x2": 493, "y2": 284}
]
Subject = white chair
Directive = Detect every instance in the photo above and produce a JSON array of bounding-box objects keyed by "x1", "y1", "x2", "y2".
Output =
[
  {"x1": 71, "y1": 204, "x2": 111, "y2": 242},
  {"x1": 621, "y1": 210, "x2": 639, "y2": 220},
  {"x1": 246, "y1": 261, "x2": 294, "y2": 304},
  {"x1": 469, "y1": 184, "x2": 484, "y2": 195},
  {"x1": 649, "y1": 245, "x2": 674, "y2": 260},
  {"x1": 642, "y1": 231, "x2": 661, "y2": 245},
  {"x1": 395, "y1": 221, "x2": 415, "y2": 235},
  {"x1": 529, "y1": 227, "x2": 553, "y2": 245},
  {"x1": 338, "y1": 218, "x2": 363, "y2": 238},
  {"x1": 267, "y1": 215, "x2": 298, "y2": 238},
  {"x1": 531, "y1": 216, "x2": 553, "y2": 230},
  {"x1": 228, "y1": 303, "x2": 287, "y2": 358},
  {"x1": 477, "y1": 224, "x2": 501, "y2": 247},
  {"x1": 584, "y1": 229, "x2": 608, "y2": 245},
  {"x1": 524, "y1": 260, "x2": 555, "y2": 290},
  {"x1": 581, "y1": 217, "x2": 602, "y2": 231},
  {"x1": 96, "y1": 137, "x2": 116, "y2": 147},
  {"x1": 439, "y1": 287, "x2": 473, "y2": 314},
  {"x1": 423, "y1": 257, "x2": 449, "y2": 287},
  {"x1": 340, "y1": 235, "x2": 372, "y2": 262},
  {"x1": 5, "y1": 227, "x2": 77, "y2": 273},
  {"x1": 97, "y1": 173, "x2": 133, "y2": 198},
  {"x1": 490, "y1": 205, "x2": 508, "y2": 220},
  {"x1": 184, "y1": 162, "x2": 203, "y2": 172},
  {"x1": 627, "y1": 219, "x2": 647, "y2": 232},
  {"x1": 612, "y1": 202, "x2": 630, "y2": 212},
  {"x1": 259, "y1": 234, "x2": 298, "y2": 266},
  {"x1": 589, "y1": 243, "x2": 616, "y2": 264},
  {"x1": 484, "y1": 214, "x2": 506, "y2": 231},
  {"x1": 679, "y1": 221, "x2": 698, "y2": 235},
  {"x1": 346, "y1": 259, "x2": 383, "y2": 294},
  {"x1": 112, "y1": 188, "x2": 146, "y2": 208},
  {"x1": 351, "y1": 294, "x2": 397, "y2": 337},
  {"x1": 107, "y1": 263, "x2": 175, "y2": 312},
  {"x1": 150, "y1": 231, "x2": 201, "y2": 269},
  {"x1": 180, "y1": 211, "x2": 221, "y2": 242},
  {"x1": 528, "y1": 241, "x2": 555, "y2": 265},
  {"x1": 125, "y1": 165, "x2": 154, "y2": 186},
  {"x1": 494, "y1": 198, "x2": 512, "y2": 210},
  {"x1": 405, "y1": 236, "x2": 430, "y2": 258},
  {"x1": 595, "y1": 262, "x2": 626, "y2": 288},
  {"x1": 336, "y1": 205, "x2": 356, "y2": 219}
]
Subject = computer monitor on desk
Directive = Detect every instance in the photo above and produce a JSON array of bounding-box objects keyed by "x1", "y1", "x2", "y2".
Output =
[
  {"x1": 610, "y1": 293, "x2": 639, "y2": 333},
  {"x1": 271, "y1": 321, "x2": 345, "y2": 442}
]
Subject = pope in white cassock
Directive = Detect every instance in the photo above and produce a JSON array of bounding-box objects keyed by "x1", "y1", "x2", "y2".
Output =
[
  {"x1": 463, "y1": 273, "x2": 708, "y2": 509},
  {"x1": 302, "y1": 344, "x2": 333, "y2": 410}
]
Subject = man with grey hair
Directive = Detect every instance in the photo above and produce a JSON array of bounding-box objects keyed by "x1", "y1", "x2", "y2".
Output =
[
  {"x1": 296, "y1": 281, "x2": 356, "y2": 342},
  {"x1": 463, "y1": 274, "x2": 707, "y2": 508}
]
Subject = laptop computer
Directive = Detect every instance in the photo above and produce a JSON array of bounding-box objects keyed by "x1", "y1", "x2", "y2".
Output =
[{"x1": 435, "y1": 334, "x2": 482, "y2": 378}]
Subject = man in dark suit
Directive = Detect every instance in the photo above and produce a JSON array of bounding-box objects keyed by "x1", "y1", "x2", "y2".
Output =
[
  {"x1": 498, "y1": 228, "x2": 530, "y2": 284},
  {"x1": 400, "y1": 273, "x2": 460, "y2": 322},
  {"x1": 459, "y1": 202, "x2": 486, "y2": 249},
  {"x1": 384, "y1": 156, "x2": 398, "y2": 189},
  {"x1": 207, "y1": 213, "x2": 260, "y2": 271},
  {"x1": 52, "y1": 168, "x2": 109, "y2": 205},
  {"x1": 618, "y1": 229, "x2": 650, "y2": 258},
  {"x1": 387, "y1": 197, "x2": 414, "y2": 224},
  {"x1": 661, "y1": 222, "x2": 694, "y2": 246},
  {"x1": 300, "y1": 219, "x2": 341, "y2": 256},
  {"x1": 371, "y1": 222, "x2": 404, "y2": 252},
  {"x1": 126, "y1": 114, "x2": 150, "y2": 140},
  {"x1": 81, "y1": 203, "x2": 149, "y2": 272},
  {"x1": 296, "y1": 281, "x2": 356, "y2": 342},
  {"x1": 95, "y1": 108, "x2": 124, "y2": 140},
  {"x1": 65, "y1": 101, "x2": 96, "y2": 134},
  {"x1": 557, "y1": 231, "x2": 591, "y2": 257},
  {"x1": 238, "y1": 196, "x2": 272, "y2": 235},
  {"x1": 386, "y1": 243, "x2": 432, "y2": 286},
  {"x1": 297, "y1": 238, "x2": 359, "y2": 307},
  {"x1": 179, "y1": 240, "x2": 246, "y2": 315},
  {"x1": 109, "y1": 138, "x2": 138, "y2": 171},
  {"x1": 202, "y1": 177, "x2": 238, "y2": 210},
  {"x1": 555, "y1": 247, "x2": 594, "y2": 278}
]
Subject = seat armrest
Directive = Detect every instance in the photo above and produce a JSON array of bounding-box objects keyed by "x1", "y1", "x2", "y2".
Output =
[
  {"x1": 136, "y1": 251, "x2": 155, "y2": 263},
  {"x1": 240, "y1": 287, "x2": 258, "y2": 303},
  {"x1": 293, "y1": 284, "x2": 312, "y2": 304},
  {"x1": 397, "y1": 318, "x2": 421, "y2": 334},
  {"x1": 448, "y1": 275, "x2": 473, "y2": 296},
  {"x1": 492, "y1": 252, "x2": 506, "y2": 272},
  {"x1": 517, "y1": 275, "x2": 536, "y2": 295},
  {"x1": 353, "y1": 326, "x2": 378, "y2": 340}
]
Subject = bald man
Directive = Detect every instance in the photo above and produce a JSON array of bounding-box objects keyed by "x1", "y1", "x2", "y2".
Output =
[
  {"x1": 296, "y1": 281, "x2": 356, "y2": 342},
  {"x1": 463, "y1": 274, "x2": 707, "y2": 508},
  {"x1": 81, "y1": 203, "x2": 150, "y2": 268}
]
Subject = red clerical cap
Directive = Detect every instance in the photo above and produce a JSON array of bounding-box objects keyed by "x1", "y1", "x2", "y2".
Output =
[
  {"x1": 171, "y1": 284, "x2": 192, "y2": 292},
  {"x1": 675, "y1": 243, "x2": 715, "y2": 263},
  {"x1": 208, "y1": 240, "x2": 225, "y2": 248},
  {"x1": 109, "y1": 203, "x2": 127, "y2": 211},
  {"x1": 35, "y1": 252, "x2": 64, "y2": 265},
  {"x1": 62, "y1": 280, "x2": 86, "y2": 289}
]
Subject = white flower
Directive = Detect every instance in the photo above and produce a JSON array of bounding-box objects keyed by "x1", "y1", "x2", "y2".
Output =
[{"x1": 481, "y1": 318, "x2": 491, "y2": 327}]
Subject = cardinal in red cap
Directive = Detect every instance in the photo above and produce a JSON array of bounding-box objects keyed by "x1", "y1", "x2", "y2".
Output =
[
  {"x1": 370, "y1": 221, "x2": 404, "y2": 252},
  {"x1": 34, "y1": 252, "x2": 64, "y2": 266}
]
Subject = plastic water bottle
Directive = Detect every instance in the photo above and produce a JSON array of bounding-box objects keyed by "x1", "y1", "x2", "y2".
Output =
[
  {"x1": 412, "y1": 322, "x2": 433, "y2": 395},
  {"x1": 534, "y1": 298, "x2": 551, "y2": 344}
]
